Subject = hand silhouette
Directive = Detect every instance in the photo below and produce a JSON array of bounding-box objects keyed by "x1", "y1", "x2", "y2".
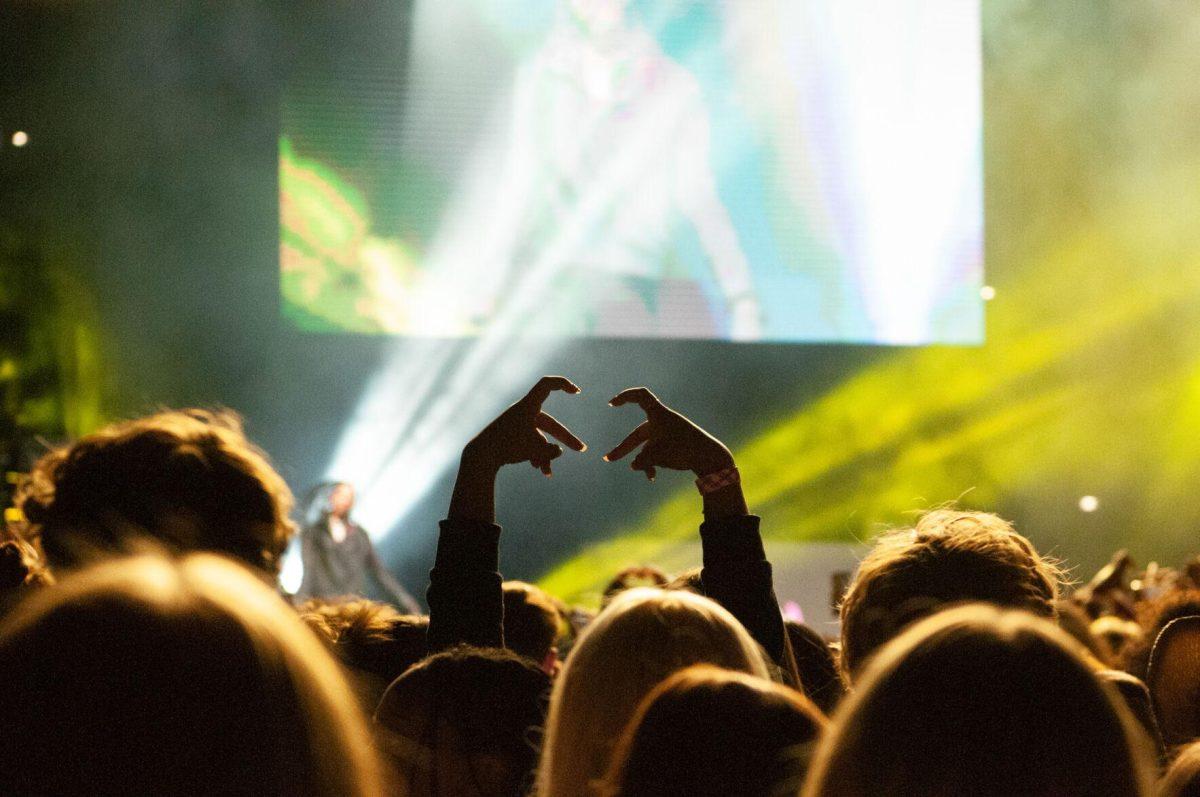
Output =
[
  {"x1": 464, "y1": 376, "x2": 586, "y2": 477},
  {"x1": 603, "y1": 387, "x2": 734, "y2": 482}
]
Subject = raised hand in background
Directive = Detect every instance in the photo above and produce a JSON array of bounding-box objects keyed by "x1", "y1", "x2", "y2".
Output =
[
  {"x1": 603, "y1": 385, "x2": 796, "y2": 683},
  {"x1": 603, "y1": 386, "x2": 746, "y2": 517},
  {"x1": 449, "y1": 376, "x2": 586, "y2": 523},
  {"x1": 430, "y1": 376, "x2": 586, "y2": 652}
]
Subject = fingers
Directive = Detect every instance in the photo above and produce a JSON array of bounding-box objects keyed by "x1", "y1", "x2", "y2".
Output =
[
  {"x1": 536, "y1": 412, "x2": 587, "y2": 452},
  {"x1": 603, "y1": 421, "x2": 650, "y2": 462},
  {"x1": 524, "y1": 376, "x2": 582, "y2": 409},
  {"x1": 630, "y1": 443, "x2": 660, "y2": 482},
  {"x1": 529, "y1": 432, "x2": 564, "y2": 477},
  {"x1": 608, "y1": 387, "x2": 663, "y2": 414},
  {"x1": 531, "y1": 444, "x2": 563, "y2": 469}
]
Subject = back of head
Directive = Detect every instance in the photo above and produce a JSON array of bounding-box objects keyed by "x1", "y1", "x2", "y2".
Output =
[
  {"x1": 1161, "y1": 742, "x2": 1200, "y2": 797},
  {"x1": 374, "y1": 646, "x2": 551, "y2": 797},
  {"x1": 538, "y1": 587, "x2": 770, "y2": 797},
  {"x1": 663, "y1": 566, "x2": 704, "y2": 594},
  {"x1": 298, "y1": 598, "x2": 429, "y2": 710},
  {"x1": 785, "y1": 620, "x2": 843, "y2": 715},
  {"x1": 1148, "y1": 615, "x2": 1200, "y2": 747},
  {"x1": 601, "y1": 566, "x2": 670, "y2": 609},
  {"x1": 16, "y1": 409, "x2": 295, "y2": 575},
  {"x1": 0, "y1": 553, "x2": 381, "y2": 796},
  {"x1": 1124, "y1": 590, "x2": 1200, "y2": 681},
  {"x1": 502, "y1": 581, "x2": 561, "y2": 669},
  {"x1": 1092, "y1": 614, "x2": 1142, "y2": 664},
  {"x1": 603, "y1": 664, "x2": 825, "y2": 797},
  {"x1": 839, "y1": 509, "x2": 1061, "y2": 678},
  {"x1": 803, "y1": 605, "x2": 1154, "y2": 797}
]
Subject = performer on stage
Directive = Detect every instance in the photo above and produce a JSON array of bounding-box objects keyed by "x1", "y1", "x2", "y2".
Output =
[{"x1": 295, "y1": 481, "x2": 421, "y2": 614}]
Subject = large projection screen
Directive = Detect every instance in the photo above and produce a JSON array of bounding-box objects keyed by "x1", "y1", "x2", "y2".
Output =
[{"x1": 281, "y1": 1, "x2": 983, "y2": 345}]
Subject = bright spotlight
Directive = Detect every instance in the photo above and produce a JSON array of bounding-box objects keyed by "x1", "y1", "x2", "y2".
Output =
[
  {"x1": 11, "y1": 131, "x2": 28, "y2": 147},
  {"x1": 1078, "y1": 495, "x2": 1099, "y2": 513},
  {"x1": 980, "y1": 285, "x2": 996, "y2": 301}
]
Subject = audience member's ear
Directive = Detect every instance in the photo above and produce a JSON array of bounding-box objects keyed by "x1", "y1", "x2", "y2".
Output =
[{"x1": 1148, "y1": 615, "x2": 1200, "y2": 746}]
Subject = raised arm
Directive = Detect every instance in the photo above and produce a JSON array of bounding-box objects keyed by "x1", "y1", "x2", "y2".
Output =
[
  {"x1": 426, "y1": 376, "x2": 586, "y2": 653},
  {"x1": 603, "y1": 387, "x2": 799, "y2": 686}
]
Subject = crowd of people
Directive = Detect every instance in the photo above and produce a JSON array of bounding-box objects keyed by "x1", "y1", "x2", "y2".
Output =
[{"x1": 3, "y1": 376, "x2": 1200, "y2": 795}]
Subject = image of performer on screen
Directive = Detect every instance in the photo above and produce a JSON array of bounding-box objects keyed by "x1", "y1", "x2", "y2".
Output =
[
  {"x1": 294, "y1": 481, "x2": 421, "y2": 613},
  {"x1": 457, "y1": 0, "x2": 763, "y2": 340}
]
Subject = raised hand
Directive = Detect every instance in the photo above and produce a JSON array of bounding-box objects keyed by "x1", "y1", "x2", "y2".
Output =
[
  {"x1": 464, "y1": 376, "x2": 587, "y2": 476},
  {"x1": 603, "y1": 387, "x2": 734, "y2": 482},
  {"x1": 450, "y1": 376, "x2": 586, "y2": 524}
]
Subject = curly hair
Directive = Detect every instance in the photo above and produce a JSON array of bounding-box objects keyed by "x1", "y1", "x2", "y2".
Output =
[
  {"x1": 16, "y1": 409, "x2": 295, "y2": 575},
  {"x1": 838, "y1": 509, "x2": 1064, "y2": 678}
]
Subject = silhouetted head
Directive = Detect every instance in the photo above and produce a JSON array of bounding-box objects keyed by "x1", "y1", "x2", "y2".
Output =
[
  {"x1": 602, "y1": 664, "x2": 825, "y2": 797},
  {"x1": 664, "y1": 566, "x2": 703, "y2": 594},
  {"x1": 374, "y1": 646, "x2": 550, "y2": 797},
  {"x1": 803, "y1": 605, "x2": 1154, "y2": 797},
  {"x1": 785, "y1": 620, "x2": 844, "y2": 715},
  {"x1": 538, "y1": 587, "x2": 769, "y2": 797},
  {"x1": 1148, "y1": 615, "x2": 1200, "y2": 747},
  {"x1": 839, "y1": 509, "x2": 1061, "y2": 678},
  {"x1": 297, "y1": 597, "x2": 428, "y2": 711},
  {"x1": 1123, "y1": 590, "x2": 1200, "y2": 681},
  {"x1": 0, "y1": 553, "x2": 382, "y2": 796},
  {"x1": 502, "y1": 580, "x2": 562, "y2": 674},
  {"x1": 1092, "y1": 614, "x2": 1142, "y2": 664},
  {"x1": 16, "y1": 409, "x2": 295, "y2": 576},
  {"x1": 601, "y1": 565, "x2": 669, "y2": 608}
]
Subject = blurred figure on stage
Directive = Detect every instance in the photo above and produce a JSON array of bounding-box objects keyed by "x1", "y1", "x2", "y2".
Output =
[
  {"x1": 296, "y1": 482, "x2": 421, "y2": 614},
  {"x1": 442, "y1": 0, "x2": 763, "y2": 340}
]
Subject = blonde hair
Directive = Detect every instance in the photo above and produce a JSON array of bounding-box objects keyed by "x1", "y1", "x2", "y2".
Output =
[
  {"x1": 803, "y1": 605, "x2": 1154, "y2": 797},
  {"x1": 536, "y1": 587, "x2": 769, "y2": 797},
  {"x1": 0, "y1": 553, "x2": 385, "y2": 796}
]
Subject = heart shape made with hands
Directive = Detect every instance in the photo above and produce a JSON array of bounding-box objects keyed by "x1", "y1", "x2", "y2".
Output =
[{"x1": 502, "y1": 376, "x2": 734, "y2": 481}]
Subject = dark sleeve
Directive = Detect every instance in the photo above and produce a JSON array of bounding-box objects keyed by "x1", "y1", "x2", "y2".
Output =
[
  {"x1": 425, "y1": 517, "x2": 504, "y2": 653},
  {"x1": 699, "y1": 514, "x2": 800, "y2": 687},
  {"x1": 365, "y1": 538, "x2": 422, "y2": 614}
]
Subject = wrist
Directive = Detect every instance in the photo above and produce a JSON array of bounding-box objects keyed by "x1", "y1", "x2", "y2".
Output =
[
  {"x1": 460, "y1": 442, "x2": 502, "y2": 478},
  {"x1": 702, "y1": 482, "x2": 748, "y2": 517},
  {"x1": 692, "y1": 447, "x2": 735, "y2": 477}
]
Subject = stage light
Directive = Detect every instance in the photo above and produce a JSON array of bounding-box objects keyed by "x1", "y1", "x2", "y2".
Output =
[
  {"x1": 11, "y1": 131, "x2": 28, "y2": 147},
  {"x1": 1078, "y1": 495, "x2": 1099, "y2": 513},
  {"x1": 980, "y1": 285, "x2": 996, "y2": 301}
]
